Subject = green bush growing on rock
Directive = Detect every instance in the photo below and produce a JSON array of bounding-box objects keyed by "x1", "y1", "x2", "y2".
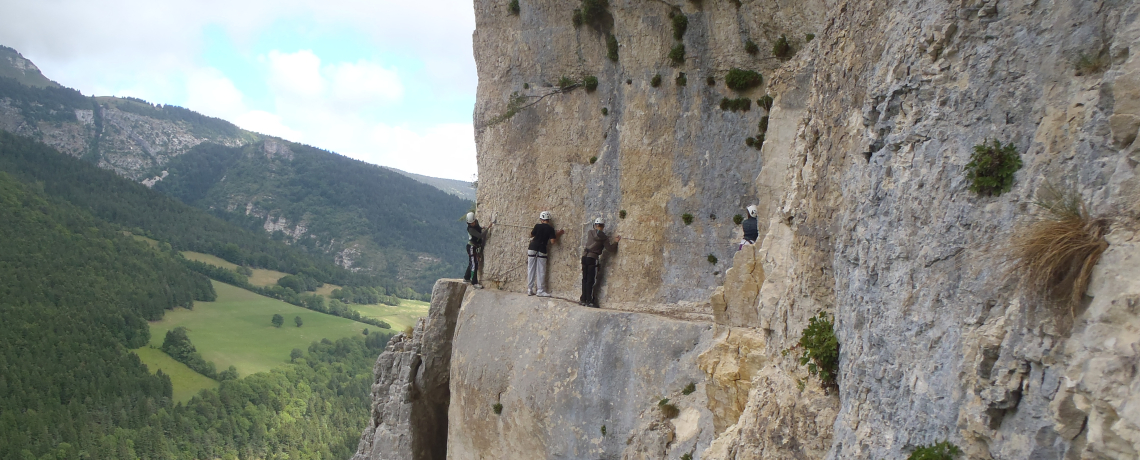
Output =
[
  {"x1": 681, "y1": 454, "x2": 693, "y2": 460},
  {"x1": 572, "y1": 8, "x2": 583, "y2": 27},
  {"x1": 589, "y1": 156, "x2": 598, "y2": 164},
  {"x1": 744, "y1": 39, "x2": 759, "y2": 55},
  {"x1": 578, "y1": 0, "x2": 609, "y2": 28},
  {"x1": 682, "y1": 382, "x2": 696, "y2": 395},
  {"x1": 523, "y1": 82, "x2": 529, "y2": 89},
  {"x1": 706, "y1": 75, "x2": 715, "y2": 86},
  {"x1": 709, "y1": 213, "x2": 716, "y2": 220},
  {"x1": 798, "y1": 311, "x2": 839, "y2": 386},
  {"x1": 558, "y1": 76, "x2": 576, "y2": 90},
  {"x1": 493, "y1": 403, "x2": 503, "y2": 415},
  {"x1": 607, "y1": 34, "x2": 619, "y2": 61},
  {"x1": 584, "y1": 75, "x2": 599, "y2": 91},
  {"x1": 707, "y1": 254, "x2": 717, "y2": 264},
  {"x1": 908, "y1": 441, "x2": 962, "y2": 460},
  {"x1": 733, "y1": 214, "x2": 744, "y2": 225},
  {"x1": 754, "y1": 133, "x2": 765, "y2": 149},
  {"x1": 669, "y1": 43, "x2": 686, "y2": 66},
  {"x1": 745, "y1": 137, "x2": 756, "y2": 147},
  {"x1": 601, "y1": 107, "x2": 608, "y2": 116},
  {"x1": 719, "y1": 97, "x2": 751, "y2": 111},
  {"x1": 619, "y1": 210, "x2": 627, "y2": 219},
  {"x1": 681, "y1": 213, "x2": 694, "y2": 225},
  {"x1": 672, "y1": 13, "x2": 688, "y2": 40},
  {"x1": 675, "y1": 72, "x2": 687, "y2": 86},
  {"x1": 758, "y1": 116, "x2": 769, "y2": 133},
  {"x1": 625, "y1": 78, "x2": 632, "y2": 85},
  {"x1": 725, "y1": 68, "x2": 762, "y2": 91},
  {"x1": 965, "y1": 139, "x2": 1022, "y2": 196},
  {"x1": 805, "y1": 33, "x2": 815, "y2": 42},
  {"x1": 601, "y1": 425, "x2": 607, "y2": 436},
  {"x1": 651, "y1": 74, "x2": 662, "y2": 87},
  {"x1": 758, "y1": 94, "x2": 774, "y2": 111},
  {"x1": 658, "y1": 398, "x2": 680, "y2": 419},
  {"x1": 772, "y1": 34, "x2": 792, "y2": 58},
  {"x1": 509, "y1": 0, "x2": 520, "y2": 14}
]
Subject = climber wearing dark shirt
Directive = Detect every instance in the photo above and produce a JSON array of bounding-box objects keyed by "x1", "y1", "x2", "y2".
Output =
[
  {"x1": 526, "y1": 211, "x2": 564, "y2": 297},
  {"x1": 464, "y1": 212, "x2": 492, "y2": 288},
  {"x1": 580, "y1": 218, "x2": 619, "y2": 308},
  {"x1": 740, "y1": 205, "x2": 758, "y2": 249}
]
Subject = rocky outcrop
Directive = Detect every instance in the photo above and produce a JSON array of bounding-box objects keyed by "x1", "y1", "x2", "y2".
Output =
[
  {"x1": 447, "y1": 289, "x2": 718, "y2": 459},
  {"x1": 352, "y1": 279, "x2": 467, "y2": 460}
]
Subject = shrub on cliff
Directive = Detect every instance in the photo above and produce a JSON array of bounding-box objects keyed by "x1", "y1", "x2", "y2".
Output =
[
  {"x1": 965, "y1": 139, "x2": 1022, "y2": 196},
  {"x1": 744, "y1": 39, "x2": 759, "y2": 55},
  {"x1": 719, "y1": 97, "x2": 751, "y2": 111},
  {"x1": 584, "y1": 75, "x2": 599, "y2": 91},
  {"x1": 725, "y1": 68, "x2": 762, "y2": 91},
  {"x1": 508, "y1": 0, "x2": 519, "y2": 15},
  {"x1": 669, "y1": 43, "x2": 686, "y2": 66},
  {"x1": 757, "y1": 94, "x2": 773, "y2": 111},
  {"x1": 797, "y1": 312, "x2": 839, "y2": 386},
  {"x1": 672, "y1": 13, "x2": 688, "y2": 40},
  {"x1": 651, "y1": 74, "x2": 662, "y2": 87},
  {"x1": 675, "y1": 72, "x2": 687, "y2": 86},
  {"x1": 606, "y1": 34, "x2": 619, "y2": 61},
  {"x1": 772, "y1": 34, "x2": 792, "y2": 58},
  {"x1": 908, "y1": 441, "x2": 961, "y2": 460}
]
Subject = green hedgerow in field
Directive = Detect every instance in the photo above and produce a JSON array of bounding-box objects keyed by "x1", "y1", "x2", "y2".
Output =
[
  {"x1": 675, "y1": 72, "x2": 687, "y2": 86},
  {"x1": 706, "y1": 75, "x2": 715, "y2": 86},
  {"x1": 669, "y1": 43, "x2": 686, "y2": 66},
  {"x1": 798, "y1": 311, "x2": 839, "y2": 386},
  {"x1": 589, "y1": 156, "x2": 598, "y2": 164},
  {"x1": 707, "y1": 254, "x2": 717, "y2": 264},
  {"x1": 719, "y1": 97, "x2": 751, "y2": 111},
  {"x1": 607, "y1": 34, "x2": 619, "y2": 61},
  {"x1": 805, "y1": 33, "x2": 815, "y2": 42},
  {"x1": 672, "y1": 13, "x2": 688, "y2": 40},
  {"x1": 745, "y1": 137, "x2": 755, "y2": 147},
  {"x1": 772, "y1": 34, "x2": 792, "y2": 58},
  {"x1": 658, "y1": 398, "x2": 680, "y2": 419},
  {"x1": 509, "y1": 0, "x2": 520, "y2": 14},
  {"x1": 965, "y1": 139, "x2": 1022, "y2": 196},
  {"x1": 733, "y1": 214, "x2": 744, "y2": 225},
  {"x1": 493, "y1": 403, "x2": 503, "y2": 414},
  {"x1": 558, "y1": 76, "x2": 576, "y2": 90},
  {"x1": 744, "y1": 39, "x2": 759, "y2": 55},
  {"x1": 619, "y1": 210, "x2": 627, "y2": 219},
  {"x1": 681, "y1": 213, "x2": 693, "y2": 225},
  {"x1": 651, "y1": 74, "x2": 662, "y2": 87},
  {"x1": 725, "y1": 68, "x2": 762, "y2": 91},
  {"x1": 682, "y1": 382, "x2": 696, "y2": 395},
  {"x1": 601, "y1": 107, "x2": 608, "y2": 116},
  {"x1": 908, "y1": 441, "x2": 962, "y2": 460},
  {"x1": 758, "y1": 116, "x2": 769, "y2": 133},
  {"x1": 758, "y1": 95, "x2": 773, "y2": 111},
  {"x1": 584, "y1": 75, "x2": 599, "y2": 91}
]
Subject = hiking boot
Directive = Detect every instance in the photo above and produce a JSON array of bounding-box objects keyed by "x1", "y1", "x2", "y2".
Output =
[
  {"x1": 527, "y1": 291, "x2": 536, "y2": 296},
  {"x1": 537, "y1": 292, "x2": 551, "y2": 297},
  {"x1": 473, "y1": 283, "x2": 483, "y2": 289}
]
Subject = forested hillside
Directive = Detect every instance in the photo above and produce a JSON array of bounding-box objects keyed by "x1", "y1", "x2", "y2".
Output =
[{"x1": 153, "y1": 141, "x2": 472, "y2": 292}]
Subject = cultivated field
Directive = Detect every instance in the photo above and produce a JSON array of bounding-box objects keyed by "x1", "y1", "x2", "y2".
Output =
[
  {"x1": 352, "y1": 299, "x2": 431, "y2": 331},
  {"x1": 133, "y1": 346, "x2": 219, "y2": 403},
  {"x1": 148, "y1": 281, "x2": 383, "y2": 377}
]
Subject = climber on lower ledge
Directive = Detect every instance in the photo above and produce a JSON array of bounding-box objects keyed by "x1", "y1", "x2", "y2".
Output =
[
  {"x1": 579, "y1": 217, "x2": 620, "y2": 308},
  {"x1": 463, "y1": 212, "x2": 492, "y2": 289},
  {"x1": 739, "y1": 204, "x2": 759, "y2": 249},
  {"x1": 527, "y1": 211, "x2": 565, "y2": 297}
]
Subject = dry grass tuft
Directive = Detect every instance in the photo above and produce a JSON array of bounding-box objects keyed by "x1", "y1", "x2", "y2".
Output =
[{"x1": 1010, "y1": 184, "x2": 1109, "y2": 311}]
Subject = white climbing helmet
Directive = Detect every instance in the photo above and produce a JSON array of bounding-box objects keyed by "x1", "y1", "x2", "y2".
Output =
[
  {"x1": 539, "y1": 211, "x2": 551, "y2": 220},
  {"x1": 594, "y1": 217, "x2": 605, "y2": 225},
  {"x1": 466, "y1": 212, "x2": 475, "y2": 224},
  {"x1": 747, "y1": 205, "x2": 757, "y2": 218}
]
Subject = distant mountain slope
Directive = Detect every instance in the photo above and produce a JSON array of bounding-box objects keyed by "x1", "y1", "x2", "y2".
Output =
[
  {"x1": 0, "y1": 45, "x2": 473, "y2": 290},
  {"x1": 385, "y1": 166, "x2": 476, "y2": 201},
  {"x1": 0, "y1": 45, "x2": 58, "y2": 88}
]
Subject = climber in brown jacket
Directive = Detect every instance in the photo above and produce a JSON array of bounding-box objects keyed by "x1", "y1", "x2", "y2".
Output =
[{"x1": 579, "y1": 217, "x2": 620, "y2": 308}]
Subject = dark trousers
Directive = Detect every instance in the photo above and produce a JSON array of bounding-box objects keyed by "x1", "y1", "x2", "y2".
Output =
[
  {"x1": 580, "y1": 256, "x2": 600, "y2": 304},
  {"x1": 465, "y1": 245, "x2": 481, "y2": 284}
]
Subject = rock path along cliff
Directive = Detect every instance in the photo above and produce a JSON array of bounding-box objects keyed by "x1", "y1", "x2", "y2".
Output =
[{"x1": 466, "y1": 0, "x2": 1140, "y2": 457}]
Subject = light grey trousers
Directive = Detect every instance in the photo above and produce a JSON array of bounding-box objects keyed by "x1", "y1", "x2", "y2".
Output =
[{"x1": 526, "y1": 250, "x2": 548, "y2": 295}]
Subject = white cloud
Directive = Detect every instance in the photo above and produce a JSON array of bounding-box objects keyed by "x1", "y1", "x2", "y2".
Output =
[
  {"x1": 266, "y1": 50, "x2": 325, "y2": 98},
  {"x1": 185, "y1": 68, "x2": 247, "y2": 120},
  {"x1": 328, "y1": 60, "x2": 403, "y2": 107}
]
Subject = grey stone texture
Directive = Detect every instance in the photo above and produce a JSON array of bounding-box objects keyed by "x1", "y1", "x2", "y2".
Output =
[{"x1": 352, "y1": 279, "x2": 467, "y2": 460}]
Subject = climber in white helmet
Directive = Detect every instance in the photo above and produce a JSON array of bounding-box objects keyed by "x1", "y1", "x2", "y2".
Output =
[
  {"x1": 527, "y1": 211, "x2": 565, "y2": 297},
  {"x1": 579, "y1": 217, "x2": 620, "y2": 308},
  {"x1": 740, "y1": 205, "x2": 759, "y2": 250},
  {"x1": 464, "y1": 211, "x2": 492, "y2": 288}
]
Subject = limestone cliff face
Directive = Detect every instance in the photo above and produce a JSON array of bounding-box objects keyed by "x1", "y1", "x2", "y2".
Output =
[{"x1": 464, "y1": 0, "x2": 1140, "y2": 458}]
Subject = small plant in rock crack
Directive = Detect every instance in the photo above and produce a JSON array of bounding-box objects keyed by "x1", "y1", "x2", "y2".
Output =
[
  {"x1": 508, "y1": 0, "x2": 520, "y2": 15},
  {"x1": 672, "y1": 13, "x2": 688, "y2": 40},
  {"x1": 965, "y1": 139, "x2": 1022, "y2": 196},
  {"x1": 682, "y1": 382, "x2": 696, "y2": 395},
  {"x1": 753, "y1": 133, "x2": 765, "y2": 150},
  {"x1": 589, "y1": 156, "x2": 598, "y2": 164},
  {"x1": 523, "y1": 82, "x2": 529, "y2": 89},
  {"x1": 746, "y1": 137, "x2": 756, "y2": 147},
  {"x1": 1075, "y1": 51, "x2": 1110, "y2": 76},
  {"x1": 720, "y1": 97, "x2": 751, "y2": 111},
  {"x1": 607, "y1": 34, "x2": 620, "y2": 62},
  {"x1": 757, "y1": 94, "x2": 774, "y2": 111},
  {"x1": 558, "y1": 76, "x2": 576, "y2": 90},
  {"x1": 744, "y1": 39, "x2": 759, "y2": 55},
  {"x1": 675, "y1": 72, "x2": 687, "y2": 86},
  {"x1": 709, "y1": 213, "x2": 716, "y2": 220},
  {"x1": 492, "y1": 403, "x2": 503, "y2": 414},
  {"x1": 572, "y1": 8, "x2": 583, "y2": 27},
  {"x1": 798, "y1": 311, "x2": 839, "y2": 386},
  {"x1": 601, "y1": 425, "x2": 607, "y2": 436},
  {"x1": 669, "y1": 43, "x2": 686, "y2": 66},
  {"x1": 658, "y1": 398, "x2": 680, "y2": 419},
  {"x1": 681, "y1": 454, "x2": 693, "y2": 460},
  {"x1": 601, "y1": 107, "x2": 608, "y2": 116},
  {"x1": 619, "y1": 210, "x2": 627, "y2": 219},
  {"x1": 681, "y1": 213, "x2": 694, "y2": 225},
  {"x1": 758, "y1": 116, "x2": 769, "y2": 133},
  {"x1": 651, "y1": 74, "x2": 662, "y2": 87},
  {"x1": 725, "y1": 68, "x2": 762, "y2": 91},
  {"x1": 584, "y1": 75, "x2": 599, "y2": 91},
  {"x1": 733, "y1": 214, "x2": 744, "y2": 225},
  {"x1": 772, "y1": 34, "x2": 792, "y2": 58},
  {"x1": 707, "y1": 254, "x2": 718, "y2": 264},
  {"x1": 805, "y1": 33, "x2": 815, "y2": 42},
  {"x1": 907, "y1": 440, "x2": 962, "y2": 460}
]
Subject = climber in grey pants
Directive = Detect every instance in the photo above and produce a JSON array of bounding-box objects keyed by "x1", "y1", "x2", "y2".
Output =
[{"x1": 527, "y1": 211, "x2": 564, "y2": 297}]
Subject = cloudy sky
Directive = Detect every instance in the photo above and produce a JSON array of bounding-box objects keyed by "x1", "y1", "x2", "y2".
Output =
[{"x1": 0, "y1": 0, "x2": 478, "y2": 181}]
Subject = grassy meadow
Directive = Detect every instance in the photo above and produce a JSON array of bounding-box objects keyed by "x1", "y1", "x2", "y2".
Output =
[
  {"x1": 181, "y1": 251, "x2": 290, "y2": 286},
  {"x1": 147, "y1": 281, "x2": 383, "y2": 377},
  {"x1": 133, "y1": 347, "x2": 219, "y2": 403},
  {"x1": 352, "y1": 299, "x2": 430, "y2": 331}
]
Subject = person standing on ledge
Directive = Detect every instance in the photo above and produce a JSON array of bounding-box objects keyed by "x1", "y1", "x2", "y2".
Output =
[
  {"x1": 580, "y1": 217, "x2": 620, "y2": 308},
  {"x1": 527, "y1": 211, "x2": 564, "y2": 297},
  {"x1": 464, "y1": 212, "x2": 492, "y2": 288},
  {"x1": 740, "y1": 205, "x2": 759, "y2": 249}
]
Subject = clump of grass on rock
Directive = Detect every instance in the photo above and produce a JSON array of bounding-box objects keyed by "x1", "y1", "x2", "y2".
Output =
[
  {"x1": 908, "y1": 441, "x2": 961, "y2": 460},
  {"x1": 725, "y1": 68, "x2": 762, "y2": 91}
]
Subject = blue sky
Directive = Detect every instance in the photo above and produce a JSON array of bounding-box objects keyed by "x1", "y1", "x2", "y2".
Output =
[{"x1": 0, "y1": 0, "x2": 478, "y2": 180}]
